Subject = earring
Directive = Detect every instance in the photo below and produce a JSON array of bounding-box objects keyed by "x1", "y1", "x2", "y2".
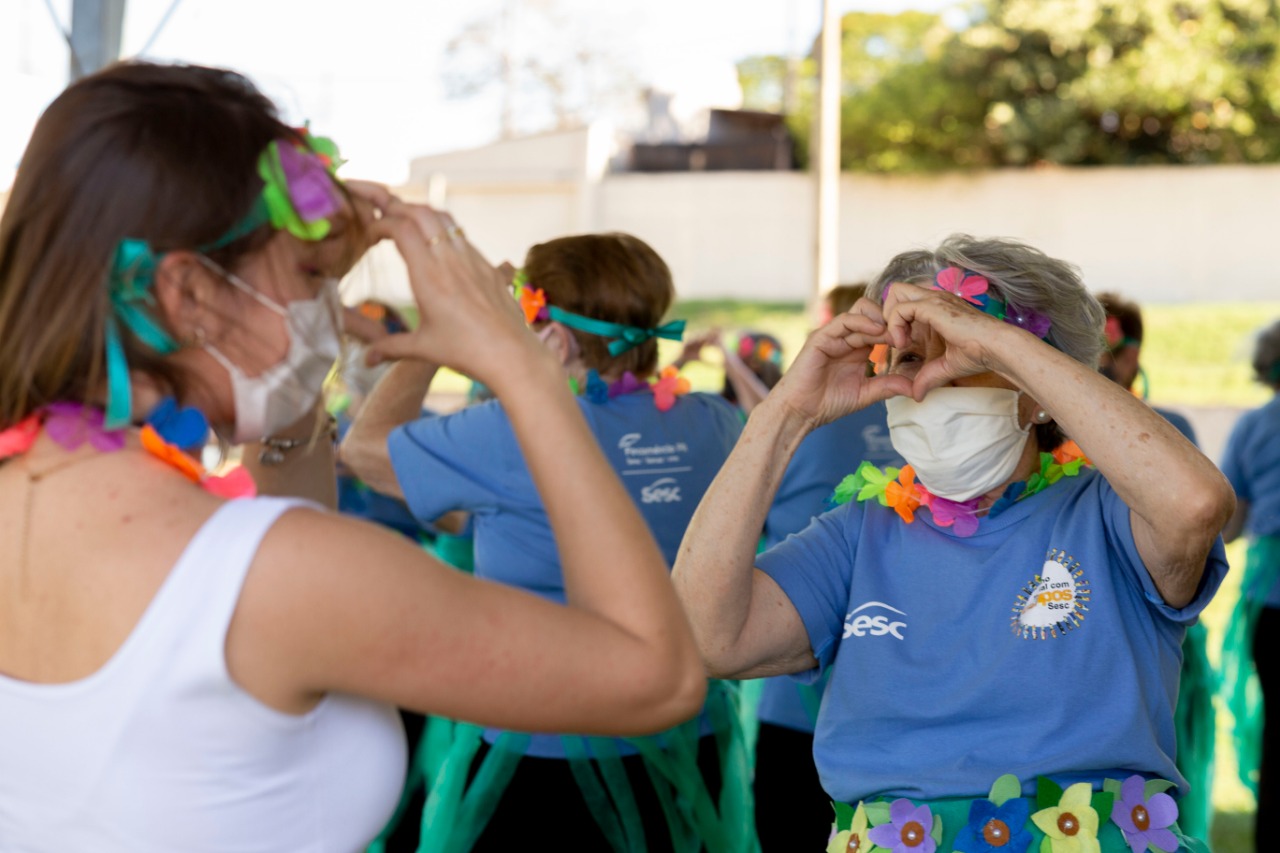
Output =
[
  {"x1": 1034, "y1": 410, "x2": 1051, "y2": 424},
  {"x1": 185, "y1": 327, "x2": 207, "y2": 348}
]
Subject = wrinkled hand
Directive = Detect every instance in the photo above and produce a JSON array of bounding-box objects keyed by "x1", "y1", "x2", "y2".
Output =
[
  {"x1": 345, "y1": 183, "x2": 538, "y2": 385},
  {"x1": 880, "y1": 282, "x2": 1011, "y2": 399},
  {"x1": 769, "y1": 299, "x2": 912, "y2": 427}
]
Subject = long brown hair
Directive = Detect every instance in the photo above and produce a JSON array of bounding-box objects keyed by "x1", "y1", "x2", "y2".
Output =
[
  {"x1": 524, "y1": 232, "x2": 675, "y2": 377},
  {"x1": 0, "y1": 62, "x2": 296, "y2": 428}
]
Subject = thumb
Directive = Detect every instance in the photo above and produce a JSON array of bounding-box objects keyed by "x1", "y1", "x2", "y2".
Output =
[
  {"x1": 365, "y1": 332, "x2": 423, "y2": 366},
  {"x1": 862, "y1": 373, "x2": 914, "y2": 406}
]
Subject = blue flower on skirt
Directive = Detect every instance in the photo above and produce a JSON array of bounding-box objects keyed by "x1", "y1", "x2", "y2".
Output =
[{"x1": 953, "y1": 797, "x2": 1032, "y2": 853}]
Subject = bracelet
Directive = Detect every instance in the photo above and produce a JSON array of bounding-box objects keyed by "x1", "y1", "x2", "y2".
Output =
[{"x1": 258, "y1": 414, "x2": 338, "y2": 466}]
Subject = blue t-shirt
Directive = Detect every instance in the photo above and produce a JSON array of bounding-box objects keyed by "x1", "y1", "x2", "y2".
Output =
[
  {"x1": 757, "y1": 404, "x2": 902, "y2": 733},
  {"x1": 388, "y1": 390, "x2": 743, "y2": 756},
  {"x1": 1221, "y1": 396, "x2": 1280, "y2": 605},
  {"x1": 756, "y1": 469, "x2": 1227, "y2": 805}
]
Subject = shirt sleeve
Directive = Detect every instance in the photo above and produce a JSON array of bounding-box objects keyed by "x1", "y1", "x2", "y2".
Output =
[
  {"x1": 1098, "y1": 476, "x2": 1228, "y2": 625},
  {"x1": 756, "y1": 502, "x2": 860, "y2": 678},
  {"x1": 386, "y1": 401, "x2": 526, "y2": 526},
  {"x1": 1219, "y1": 412, "x2": 1253, "y2": 501}
]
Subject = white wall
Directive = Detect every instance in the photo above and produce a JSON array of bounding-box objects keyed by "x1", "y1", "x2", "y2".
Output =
[{"x1": 381, "y1": 150, "x2": 1280, "y2": 306}]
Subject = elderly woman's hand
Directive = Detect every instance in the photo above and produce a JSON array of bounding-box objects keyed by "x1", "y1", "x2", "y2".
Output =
[
  {"x1": 768, "y1": 298, "x2": 912, "y2": 428},
  {"x1": 880, "y1": 281, "x2": 1019, "y2": 400}
]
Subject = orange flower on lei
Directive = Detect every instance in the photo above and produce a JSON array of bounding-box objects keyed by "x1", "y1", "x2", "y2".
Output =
[{"x1": 885, "y1": 464, "x2": 922, "y2": 523}]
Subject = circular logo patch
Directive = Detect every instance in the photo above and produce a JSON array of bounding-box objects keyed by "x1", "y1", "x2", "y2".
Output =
[{"x1": 1011, "y1": 550, "x2": 1090, "y2": 639}]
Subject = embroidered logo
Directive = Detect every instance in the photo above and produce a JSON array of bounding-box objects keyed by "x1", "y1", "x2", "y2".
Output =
[
  {"x1": 843, "y1": 601, "x2": 907, "y2": 640},
  {"x1": 1011, "y1": 549, "x2": 1090, "y2": 640}
]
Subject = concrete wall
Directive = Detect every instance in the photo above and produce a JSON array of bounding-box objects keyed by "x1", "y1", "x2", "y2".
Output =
[{"x1": 387, "y1": 132, "x2": 1280, "y2": 306}]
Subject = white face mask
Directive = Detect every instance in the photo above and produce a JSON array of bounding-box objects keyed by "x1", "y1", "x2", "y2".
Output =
[
  {"x1": 885, "y1": 386, "x2": 1032, "y2": 502},
  {"x1": 199, "y1": 257, "x2": 343, "y2": 443}
]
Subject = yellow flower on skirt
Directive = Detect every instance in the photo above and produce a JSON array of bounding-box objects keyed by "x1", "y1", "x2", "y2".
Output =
[
  {"x1": 828, "y1": 801, "x2": 878, "y2": 853},
  {"x1": 1031, "y1": 782, "x2": 1101, "y2": 853}
]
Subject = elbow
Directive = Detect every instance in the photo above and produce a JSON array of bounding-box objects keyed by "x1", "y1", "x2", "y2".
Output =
[
  {"x1": 1190, "y1": 472, "x2": 1236, "y2": 541},
  {"x1": 338, "y1": 429, "x2": 388, "y2": 488},
  {"x1": 615, "y1": 648, "x2": 709, "y2": 735}
]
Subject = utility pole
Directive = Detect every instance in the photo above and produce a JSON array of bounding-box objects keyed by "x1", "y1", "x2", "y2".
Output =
[
  {"x1": 69, "y1": 0, "x2": 127, "y2": 79},
  {"x1": 812, "y1": 0, "x2": 842, "y2": 303}
]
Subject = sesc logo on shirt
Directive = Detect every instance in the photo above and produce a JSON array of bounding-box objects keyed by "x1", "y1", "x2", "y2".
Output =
[
  {"x1": 1011, "y1": 549, "x2": 1091, "y2": 640},
  {"x1": 640, "y1": 477, "x2": 682, "y2": 504},
  {"x1": 842, "y1": 601, "x2": 908, "y2": 640}
]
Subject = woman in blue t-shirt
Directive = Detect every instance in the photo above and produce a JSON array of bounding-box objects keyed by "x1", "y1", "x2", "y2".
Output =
[
  {"x1": 1222, "y1": 319, "x2": 1280, "y2": 853},
  {"x1": 673, "y1": 235, "x2": 1233, "y2": 853},
  {"x1": 343, "y1": 233, "x2": 746, "y2": 851}
]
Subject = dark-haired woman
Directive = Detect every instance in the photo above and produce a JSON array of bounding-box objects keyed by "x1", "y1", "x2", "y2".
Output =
[
  {"x1": 0, "y1": 63, "x2": 705, "y2": 851},
  {"x1": 673, "y1": 236, "x2": 1232, "y2": 852},
  {"x1": 344, "y1": 232, "x2": 748, "y2": 851}
]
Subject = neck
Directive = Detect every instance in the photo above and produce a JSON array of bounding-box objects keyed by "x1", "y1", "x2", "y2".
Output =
[{"x1": 974, "y1": 435, "x2": 1042, "y2": 511}]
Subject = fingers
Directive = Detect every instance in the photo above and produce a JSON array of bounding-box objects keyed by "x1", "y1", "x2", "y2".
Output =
[{"x1": 365, "y1": 331, "x2": 424, "y2": 366}]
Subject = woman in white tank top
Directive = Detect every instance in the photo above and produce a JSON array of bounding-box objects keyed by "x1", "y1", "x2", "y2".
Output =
[{"x1": 0, "y1": 63, "x2": 706, "y2": 852}]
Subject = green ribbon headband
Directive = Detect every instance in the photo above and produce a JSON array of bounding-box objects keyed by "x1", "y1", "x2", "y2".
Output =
[{"x1": 546, "y1": 306, "x2": 686, "y2": 357}]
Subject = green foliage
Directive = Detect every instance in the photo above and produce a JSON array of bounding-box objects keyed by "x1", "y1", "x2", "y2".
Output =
[{"x1": 737, "y1": 0, "x2": 1280, "y2": 172}]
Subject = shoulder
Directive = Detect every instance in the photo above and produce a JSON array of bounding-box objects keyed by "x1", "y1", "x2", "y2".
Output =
[{"x1": 396, "y1": 399, "x2": 514, "y2": 449}]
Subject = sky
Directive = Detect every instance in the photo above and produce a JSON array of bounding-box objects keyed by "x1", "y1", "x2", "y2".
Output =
[{"x1": 1, "y1": 0, "x2": 960, "y2": 187}]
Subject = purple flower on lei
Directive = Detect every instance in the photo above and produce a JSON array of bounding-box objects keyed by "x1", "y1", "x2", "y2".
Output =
[
  {"x1": 277, "y1": 142, "x2": 343, "y2": 223},
  {"x1": 926, "y1": 494, "x2": 981, "y2": 537},
  {"x1": 1111, "y1": 775, "x2": 1178, "y2": 853},
  {"x1": 42, "y1": 402, "x2": 125, "y2": 452},
  {"x1": 953, "y1": 797, "x2": 1032, "y2": 853},
  {"x1": 867, "y1": 799, "x2": 937, "y2": 853},
  {"x1": 608, "y1": 371, "x2": 649, "y2": 398}
]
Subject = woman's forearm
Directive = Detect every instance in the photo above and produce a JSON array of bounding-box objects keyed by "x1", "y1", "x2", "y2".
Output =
[
  {"x1": 672, "y1": 397, "x2": 811, "y2": 672},
  {"x1": 341, "y1": 359, "x2": 438, "y2": 497},
  {"x1": 993, "y1": 329, "x2": 1234, "y2": 603}
]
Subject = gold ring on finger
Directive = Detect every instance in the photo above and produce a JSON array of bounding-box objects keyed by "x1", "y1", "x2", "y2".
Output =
[{"x1": 446, "y1": 225, "x2": 465, "y2": 241}]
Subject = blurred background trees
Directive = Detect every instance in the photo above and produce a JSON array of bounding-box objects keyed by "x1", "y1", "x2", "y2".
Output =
[{"x1": 740, "y1": 0, "x2": 1280, "y2": 171}]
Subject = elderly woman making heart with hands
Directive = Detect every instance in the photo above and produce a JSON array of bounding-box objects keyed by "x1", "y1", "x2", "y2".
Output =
[{"x1": 673, "y1": 235, "x2": 1232, "y2": 853}]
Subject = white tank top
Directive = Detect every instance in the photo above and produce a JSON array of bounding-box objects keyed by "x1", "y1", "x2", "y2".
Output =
[{"x1": 0, "y1": 497, "x2": 407, "y2": 852}]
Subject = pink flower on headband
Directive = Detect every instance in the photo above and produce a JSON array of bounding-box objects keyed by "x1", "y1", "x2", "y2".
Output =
[
  {"x1": 1104, "y1": 316, "x2": 1125, "y2": 349},
  {"x1": 934, "y1": 267, "x2": 989, "y2": 305}
]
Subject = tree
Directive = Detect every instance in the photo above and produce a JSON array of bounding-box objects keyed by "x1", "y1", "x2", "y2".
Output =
[{"x1": 737, "y1": 0, "x2": 1280, "y2": 172}]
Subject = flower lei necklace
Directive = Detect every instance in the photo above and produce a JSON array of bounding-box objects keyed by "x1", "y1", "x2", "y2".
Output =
[
  {"x1": 0, "y1": 401, "x2": 256, "y2": 499},
  {"x1": 832, "y1": 441, "x2": 1090, "y2": 537},
  {"x1": 568, "y1": 367, "x2": 692, "y2": 412}
]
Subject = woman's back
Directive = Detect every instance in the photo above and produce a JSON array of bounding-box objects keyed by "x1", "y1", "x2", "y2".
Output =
[{"x1": 0, "y1": 477, "x2": 405, "y2": 852}]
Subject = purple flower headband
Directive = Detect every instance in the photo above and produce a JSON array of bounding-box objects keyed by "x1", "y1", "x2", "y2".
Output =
[{"x1": 931, "y1": 266, "x2": 1053, "y2": 340}]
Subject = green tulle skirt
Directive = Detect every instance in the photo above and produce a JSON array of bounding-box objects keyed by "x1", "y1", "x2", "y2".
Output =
[
  {"x1": 370, "y1": 680, "x2": 760, "y2": 853},
  {"x1": 1174, "y1": 620, "x2": 1216, "y2": 838},
  {"x1": 1222, "y1": 535, "x2": 1280, "y2": 797}
]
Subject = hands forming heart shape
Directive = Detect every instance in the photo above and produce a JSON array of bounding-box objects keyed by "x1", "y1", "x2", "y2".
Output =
[{"x1": 773, "y1": 282, "x2": 1018, "y2": 429}]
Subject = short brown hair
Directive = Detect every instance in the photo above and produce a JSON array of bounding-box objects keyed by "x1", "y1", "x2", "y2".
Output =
[
  {"x1": 0, "y1": 62, "x2": 300, "y2": 428},
  {"x1": 825, "y1": 283, "x2": 868, "y2": 317},
  {"x1": 524, "y1": 233, "x2": 675, "y2": 376},
  {"x1": 1096, "y1": 292, "x2": 1143, "y2": 349}
]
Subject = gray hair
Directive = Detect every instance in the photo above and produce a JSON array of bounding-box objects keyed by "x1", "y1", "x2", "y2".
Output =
[
  {"x1": 866, "y1": 234, "x2": 1105, "y2": 370},
  {"x1": 867, "y1": 235, "x2": 1106, "y2": 450},
  {"x1": 1254, "y1": 319, "x2": 1280, "y2": 388}
]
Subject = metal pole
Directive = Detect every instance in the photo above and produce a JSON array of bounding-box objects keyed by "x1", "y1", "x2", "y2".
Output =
[
  {"x1": 812, "y1": 0, "x2": 842, "y2": 304},
  {"x1": 69, "y1": 0, "x2": 127, "y2": 79}
]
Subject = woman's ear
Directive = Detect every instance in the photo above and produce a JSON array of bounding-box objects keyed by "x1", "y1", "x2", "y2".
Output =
[
  {"x1": 152, "y1": 252, "x2": 221, "y2": 346},
  {"x1": 537, "y1": 322, "x2": 580, "y2": 367}
]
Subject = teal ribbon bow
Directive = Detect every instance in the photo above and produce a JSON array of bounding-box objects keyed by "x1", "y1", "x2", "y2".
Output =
[
  {"x1": 546, "y1": 306, "x2": 686, "y2": 356},
  {"x1": 103, "y1": 238, "x2": 180, "y2": 428}
]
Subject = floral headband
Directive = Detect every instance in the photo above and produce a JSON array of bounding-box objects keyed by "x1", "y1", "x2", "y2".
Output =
[
  {"x1": 512, "y1": 269, "x2": 686, "y2": 357},
  {"x1": 102, "y1": 127, "x2": 344, "y2": 428},
  {"x1": 737, "y1": 334, "x2": 782, "y2": 366},
  {"x1": 930, "y1": 266, "x2": 1053, "y2": 340}
]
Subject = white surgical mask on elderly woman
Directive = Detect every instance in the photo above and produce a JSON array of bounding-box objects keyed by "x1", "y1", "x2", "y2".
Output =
[
  {"x1": 198, "y1": 257, "x2": 343, "y2": 443},
  {"x1": 885, "y1": 386, "x2": 1031, "y2": 502}
]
